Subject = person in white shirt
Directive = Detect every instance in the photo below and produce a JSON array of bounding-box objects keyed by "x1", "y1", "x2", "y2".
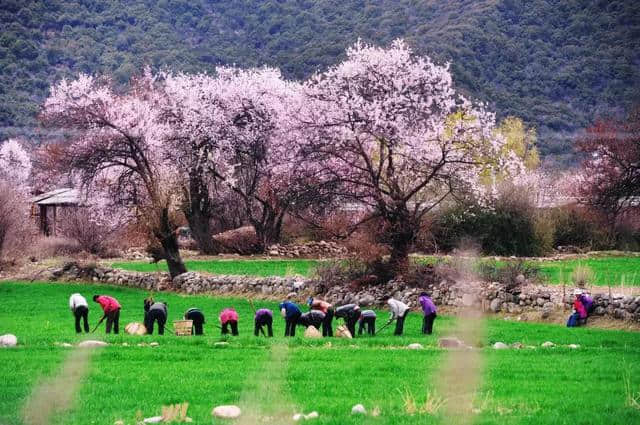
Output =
[
  {"x1": 69, "y1": 293, "x2": 89, "y2": 333},
  {"x1": 386, "y1": 296, "x2": 410, "y2": 336}
]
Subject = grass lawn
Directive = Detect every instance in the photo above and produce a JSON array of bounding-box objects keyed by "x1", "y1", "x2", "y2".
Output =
[
  {"x1": 1, "y1": 281, "x2": 640, "y2": 425},
  {"x1": 111, "y1": 259, "x2": 319, "y2": 277},
  {"x1": 535, "y1": 256, "x2": 640, "y2": 286}
]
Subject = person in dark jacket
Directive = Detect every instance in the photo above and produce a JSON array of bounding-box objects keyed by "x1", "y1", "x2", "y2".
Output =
[
  {"x1": 279, "y1": 300, "x2": 302, "y2": 337},
  {"x1": 184, "y1": 308, "x2": 205, "y2": 335},
  {"x1": 418, "y1": 292, "x2": 437, "y2": 335},
  {"x1": 307, "y1": 297, "x2": 334, "y2": 337},
  {"x1": 298, "y1": 310, "x2": 326, "y2": 329},
  {"x1": 335, "y1": 303, "x2": 361, "y2": 338},
  {"x1": 358, "y1": 309, "x2": 376, "y2": 336},
  {"x1": 144, "y1": 301, "x2": 168, "y2": 335}
]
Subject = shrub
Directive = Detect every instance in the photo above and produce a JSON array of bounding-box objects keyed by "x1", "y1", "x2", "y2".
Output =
[
  {"x1": 32, "y1": 237, "x2": 82, "y2": 259},
  {"x1": 59, "y1": 207, "x2": 122, "y2": 257},
  {"x1": 212, "y1": 226, "x2": 261, "y2": 255},
  {"x1": 0, "y1": 183, "x2": 36, "y2": 265},
  {"x1": 478, "y1": 260, "x2": 540, "y2": 288},
  {"x1": 571, "y1": 265, "x2": 594, "y2": 287}
]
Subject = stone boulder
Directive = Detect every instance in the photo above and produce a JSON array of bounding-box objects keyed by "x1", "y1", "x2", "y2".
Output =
[
  {"x1": 78, "y1": 340, "x2": 108, "y2": 348},
  {"x1": 541, "y1": 341, "x2": 555, "y2": 348},
  {"x1": 489, "y1": 298, "x2": 502, "y2": 313},
  {"x1": 492, "y1": 342, "x2": 509, "y2": 350},
  {"x1": 407, "y1": 343, "x2": 424, "y2": 350},
  {"x1": 335, "y1": 325, "x2": 352, "y2": 339},
  {"x1": 0, "y1": 334, "x2": 17, "y2": 347},
  {"x1": 212, "y1": 405, "x2": 241, "y2": 419},
  {"x1": 351, "y1": 404, "x2": 366, "y2": 415}
]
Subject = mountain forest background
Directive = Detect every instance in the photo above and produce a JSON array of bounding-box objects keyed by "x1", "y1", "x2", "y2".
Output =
[{"x1": 1, "y1": 0, "x2": 639, "y2": 164}]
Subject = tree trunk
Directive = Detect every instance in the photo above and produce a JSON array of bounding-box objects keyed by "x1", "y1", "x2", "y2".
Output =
[
  {"x1": 386, "y1": 214, "x2": 418, "y2": 276},
  {"x1": 151, "y1": 207, "x2": 187, "y2": 279},
  {"x1": 253, "y1": 206, "x2": 285, "y2": 251},
  {"x1": 183, "y1": 174, "x2": 221, "y2": 255}
]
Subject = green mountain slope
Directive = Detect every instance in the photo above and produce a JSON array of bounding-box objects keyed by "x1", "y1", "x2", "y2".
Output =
[{"x1": 1, "y1": 0, "x2": 639, "y2": 161}]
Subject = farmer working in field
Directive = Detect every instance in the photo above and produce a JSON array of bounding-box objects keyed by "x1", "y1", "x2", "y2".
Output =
[
  {"x1": 220, "y1": 308, "x2": 239, "y2": 336},
  {"x1": 418, "y1": 292, "x2": 437, "y2": 335},
  {"x1": 184, "y1": 308, "x2": 205, "y2": 335},
  {"x1": 69, "y1": 293, "x2": 90, "y2": 333},
  {"x1": 567, "y1": 290, "x2": 587, "y2": 327},
  {"x1": 335, "y1": 303, "x2": 361, "y2": 338},
  {"x1": 279, "y1": 300, "x2": 302, "y2": 337},
  {"x1": 298, "y1": 310, "x2": 326, "y2": 330},
  {"x1": 386, "y1": 296, "x2": 410, "y2": 336},
  {"x1": 254, "y1": 308, "x2": 273, "y2": 337},
  {"x1": 307, "y1": 297, "x2": 334, "y2": 337},
  {"x1": 579, "y1": 292, "x2": 594, "y2": 320},
  {"x1": 93, "y1": 294, "x2": 121, "y2": 334},
  {"x1": 144, "y1": 301, "x2": 168, "y2": 335},
  {"x1": 358, "y1": 309, "x2": 376, "y2": 335}
]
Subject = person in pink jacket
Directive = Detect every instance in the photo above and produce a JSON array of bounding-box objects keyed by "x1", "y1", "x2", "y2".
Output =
[
  {"x1": 93, "y1": 295, "x2": 121, "y2": 334},
  {"x1": 219, "y1": 308, "x2": 239, "y2": 336}
]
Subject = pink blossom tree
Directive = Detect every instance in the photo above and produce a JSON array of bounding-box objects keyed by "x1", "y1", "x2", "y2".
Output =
[
  {"x1": 300, "y1": 40, "x2": 523, "y2": 274},
  {"x1": 40, "y1": 71, "x2": 188, "y2": 278},
  {"x1": 164, "y1": 68, "x2": 333, "y2": 251}
]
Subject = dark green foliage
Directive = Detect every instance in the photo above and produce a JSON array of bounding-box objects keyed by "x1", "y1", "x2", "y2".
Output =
[{"x1": 1, "y1": 0, "x2": 639, "y2": 159}]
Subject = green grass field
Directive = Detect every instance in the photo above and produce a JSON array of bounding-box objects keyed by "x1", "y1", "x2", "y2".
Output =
[
  {"x1": 1, "y1": 281, "x2": 640, "y2": 425},
  {"x1": 113, "y1": 256, "x2": 640, "y2": 286}
]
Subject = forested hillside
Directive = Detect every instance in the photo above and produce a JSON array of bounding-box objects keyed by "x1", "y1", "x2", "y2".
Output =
[{"x1": 1, "y1": 0, "x2": 639, "y2": 161}]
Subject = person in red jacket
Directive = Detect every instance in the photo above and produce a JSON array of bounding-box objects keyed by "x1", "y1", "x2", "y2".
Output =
[{"x1": 93, "y1": 295, "x2": 121, "y2": 334}]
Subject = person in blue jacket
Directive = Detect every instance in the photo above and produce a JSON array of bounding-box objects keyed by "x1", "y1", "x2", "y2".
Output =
[{"x1": 279, "y1": 300, "x2": 302, "y2": 337}]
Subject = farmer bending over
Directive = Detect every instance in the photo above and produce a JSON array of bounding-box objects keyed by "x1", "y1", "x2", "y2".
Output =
[
  {"x1": 279, "y1": 300, "x2": 302, "y2": 337},
  {"x1": 93, "y1": 294, "x2": 121, "y2": 334},
  {"x1": 418, "y1": 292, "x2": 437, "y2": 335},
  {"x1": 307, "y1": 297, "x2": 334, "y2": 337},
  {"x1": 184, "y1": 308, "x2": 205, "y2": 335},
  {"x1": 358, "y1": 309, "x2": 376, "y2": 336},
  {"x1": 145, "y1": 301, "x2": 168, "y2": 335},
  {"x1": 386, "y1": 296, "x2": 410, "y2": 336},
  {"x1": 69, "y1": 293, "x2": 90, "y2": 333},
  {"x1": 298, "y1": 310, "x2": 325, "y2": 329},
  {"x1": 335, "y1": 303, "x2": 361, "y2": 338},
  {"x1": 254, "y1": 308, "x2": 273, "y2": 337},
  {"x1": 220, "y1": 308, "x2": 239, "y2": 336}
]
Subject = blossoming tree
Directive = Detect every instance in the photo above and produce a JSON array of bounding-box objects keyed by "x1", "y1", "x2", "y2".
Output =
[
  {"x1": 300, "y1": 40, "x2": 523, "y2": 273},
  {"x1": 41, "y1": 71, "x2": 188, "y2": 278}
]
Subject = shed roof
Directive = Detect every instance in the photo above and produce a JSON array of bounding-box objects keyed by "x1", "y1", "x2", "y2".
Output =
[{"x1": 32, "y1": 188, "x2": 80, "y2": 206}]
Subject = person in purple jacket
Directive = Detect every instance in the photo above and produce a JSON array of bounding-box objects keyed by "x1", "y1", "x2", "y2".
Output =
[
  {"x1": 254, "y1": 308, "x2": 273, "y2": 337},
  {"x1": 418, "y1": 292, "x2": 437, "y2": 335}
]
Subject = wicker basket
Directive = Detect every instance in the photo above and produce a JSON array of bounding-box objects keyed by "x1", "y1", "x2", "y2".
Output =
[{"x1": 173, "y1": 320, "x2": 193, "y2": 336}]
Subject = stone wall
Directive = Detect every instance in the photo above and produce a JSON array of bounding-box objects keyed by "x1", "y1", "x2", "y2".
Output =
[{"x1": 42, "y1": 262, "x2": 640, "y2": 322}]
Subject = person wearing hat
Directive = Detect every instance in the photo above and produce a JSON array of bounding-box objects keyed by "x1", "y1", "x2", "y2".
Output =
[
  {"x1": 579, "y1": 292, "x2": 594, "y2": 322},
  {"x1": 307, "y1": 297, "x2": 334, "y2": 337},
  {"x1": 335, "y1": 303, "x2": 361, "y2": 338},
  {"x1": 358, "y1": 309, "x2": 377, "y2": 335},
  {"x1": 418, "y1": 292, "x2": 437, "y2": 335},
  {"x1": 184, "y1": 307, "x2": 206, "y2": 335}
]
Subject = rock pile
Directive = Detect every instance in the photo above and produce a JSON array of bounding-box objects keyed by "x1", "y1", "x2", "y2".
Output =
[{"x1": 266, "y1": 241, "x2": 348, "y2": 258}]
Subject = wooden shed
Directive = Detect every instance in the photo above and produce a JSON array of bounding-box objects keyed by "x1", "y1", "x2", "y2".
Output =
[{"x1": 31, "y1": 188, "x2": 80, "y2": 236}]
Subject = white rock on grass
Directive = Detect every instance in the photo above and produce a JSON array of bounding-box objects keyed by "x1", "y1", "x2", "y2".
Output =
[
  {"x1": 541, "y1": 341, "x2": 555, "y2": 348},
  {"x1": 351, "y1": 404, "x2": 367, "y2": 415},
  {"x1": 407, "y1": 343, "x2": 423, "y2": 350},
  {"x1": 212, "y1": 405, "x2": 241, "y2": 419},
  {"x1": 293, "y1": 413, "x2": 304, "y2": 422},
  {"x1": 149, "y1": 342, "x2": 159, "y2": 347},
  {"x1": 77, "y1": 340, "x2": 108, "y2": 348},
  {"x1": 0, "y1": 334, "x2": 17, "y2": 347},
  {"x1": 62, "y1": 343, "x2": 73, "y2": 348},
  {"x1": 493, "y1": 342, "x2": 509, "y2": 350},
  {"x1": 568, "y1": 344, "x2": 580, "y2": 349},
  {"x1": 214, "y1": 342, "x2": 229, "y2": 348},
  {"x1": 142, "y1": 416, "x2": 163, "y2": 423},
  {"x1": 305, "y1": 411, "x2": 319, "y2": 420}
]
